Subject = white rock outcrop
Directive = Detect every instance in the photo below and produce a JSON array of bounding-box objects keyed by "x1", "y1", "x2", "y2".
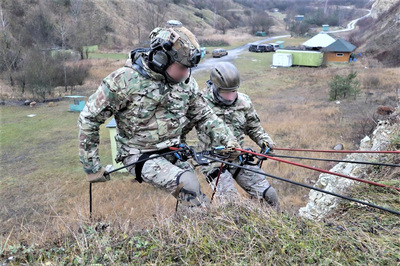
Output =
[
  {"x1": 299, "y1": 120, "x2": 397, "y2": 220},
  {"x1": 371, "y1": 0, "x2": 397, "y2": 19}
]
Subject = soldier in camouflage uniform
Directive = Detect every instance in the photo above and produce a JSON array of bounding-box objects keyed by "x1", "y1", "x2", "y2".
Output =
[
  {"x1": 78, "y1": 24, "x2": 240, "y2": 208},
  {"x1": 181, "y1": 62, "x2": 279, "y2": 207}
]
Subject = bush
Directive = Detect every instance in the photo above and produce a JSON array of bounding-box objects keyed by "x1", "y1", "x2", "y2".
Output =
[
  {"x1": 16, "y1": 49, "x2": 90, "y2": 100},
  {"x1": 363, "y1": 75, "x2": 380, "y2": 90},
  {"x1": 199, "y1": 39, "x2": 230, "y2": 47},
  {"x1": 328, "y1": 71, "x2": 361, "y2": 101}
]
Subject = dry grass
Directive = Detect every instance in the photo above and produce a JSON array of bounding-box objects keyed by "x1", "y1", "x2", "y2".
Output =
[
  {"x1": 1, "y1": 32, "x2": 400, "y2": 263},
  {"x1": 2, "y1": 197, "x2": 399, "y2": 264}
]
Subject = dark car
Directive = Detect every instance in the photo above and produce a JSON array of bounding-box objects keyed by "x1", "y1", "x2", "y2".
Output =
[{"x1": 249, "y1": 44, "x2": 273, "y2": 53}]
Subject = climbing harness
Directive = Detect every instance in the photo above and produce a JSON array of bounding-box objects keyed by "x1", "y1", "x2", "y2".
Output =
[{"x1": 88, "y1": 144, "x2": 400, "y2": 217}]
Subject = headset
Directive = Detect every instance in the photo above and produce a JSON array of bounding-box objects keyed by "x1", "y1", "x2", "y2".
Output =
[{"x1": 147, "y1": 37, "x2": 173, "y2": 74}]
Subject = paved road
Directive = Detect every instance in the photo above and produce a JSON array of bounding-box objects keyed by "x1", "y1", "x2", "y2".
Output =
[
  {"x1": 326, "y1": 8, "x2": 371, "y2": 33},
  {"x1": 193, "y1": 34, "x2": 290, "y2": 74},
  {"x1": 192, "y1": 7, "x2": 370, "y2": 74}
]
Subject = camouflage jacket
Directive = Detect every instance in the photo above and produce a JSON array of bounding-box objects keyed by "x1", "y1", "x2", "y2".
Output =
[
  {"x1": 181, "y1": 87, "x2": 275, "y2": 151},
  {"x1": 78, "y1": 54, "x2": 236, "y2": 174}
]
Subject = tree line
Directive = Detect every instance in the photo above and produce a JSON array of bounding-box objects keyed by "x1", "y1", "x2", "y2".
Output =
[{"x1": 0, "y1": 0, "x2": 276, "y2": 101}]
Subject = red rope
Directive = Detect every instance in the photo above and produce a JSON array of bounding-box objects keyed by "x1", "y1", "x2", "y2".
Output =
[
  {"x1": 235, "y1": 148, "x2": 400, "y2": 192},
  {"x1": 211, "y1": 162, "x2": 225, "y2": 203},
  {"x1": 273, "y1": 147, "x2": 400, "y2": 154}
]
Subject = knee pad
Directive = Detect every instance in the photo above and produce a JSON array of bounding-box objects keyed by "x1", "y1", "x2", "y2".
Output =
[
  {"x1": 263, "y1": 186, "x2": 279, "y2": 207},
  {"x1": 176, "y1": 171, "x2": 209, "y2": 207}
]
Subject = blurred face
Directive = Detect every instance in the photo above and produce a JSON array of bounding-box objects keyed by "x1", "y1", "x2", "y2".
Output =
[
  {"x1": 166, "y1": 62, "x2": 189, "y2": 83},
  {"x1": 218, "y1": 90, "x2": 238, "y2": 101}
]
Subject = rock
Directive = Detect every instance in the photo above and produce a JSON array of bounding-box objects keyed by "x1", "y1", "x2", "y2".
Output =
[
  {"x1": 333, "y1": 143, "x2": 344, "y2": 150},
  {"x1": 29, "y1": 101, "x2": 36, "y2": 107},
  {"x1": 299, "y1": 113, "x2": 397, "y2": 221},
  {"x1": 377, "y1": 106, "x2": 395, "y2": 116}
]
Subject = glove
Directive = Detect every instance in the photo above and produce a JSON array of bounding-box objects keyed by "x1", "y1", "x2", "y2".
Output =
[
  {"x1": 219, "y1": 140, "x2": 241, "y2": 161},
  {"x1": 261, "y1": 141, "x2": 275, "y2": 156},
  {"x1": 86, "y1": 167, "x2": 110, "y2": 183}
]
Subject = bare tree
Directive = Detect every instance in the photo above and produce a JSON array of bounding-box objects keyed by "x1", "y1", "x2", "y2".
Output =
[
  {"x1": 143, "y1": 0, "x2": 170, "y2": 31},
  {"x1": 70, "y1": 0, "x2": 83, "y2": 23},
  {"x1": 0, "y1": 6, "x2": 8, "y2": 31},
  {"x1": 0, "y1": 6, "x2": 21, "y2": 87},
  {"x1": 54, "y1": 9, "x2": 71, "y2": 92}
]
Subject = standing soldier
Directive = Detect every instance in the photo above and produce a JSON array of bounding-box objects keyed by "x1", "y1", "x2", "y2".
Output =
[
  {"x1": 181, "y1": 62, "x2": 279, "y2": 207},
  {"x1": 78, "y1": 24, "x2": 240, "y2": 208}
]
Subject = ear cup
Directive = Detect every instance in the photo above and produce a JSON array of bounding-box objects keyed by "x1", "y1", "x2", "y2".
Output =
[{"x1": 149, "y1": 49, "x2": 170, "y2": 73}]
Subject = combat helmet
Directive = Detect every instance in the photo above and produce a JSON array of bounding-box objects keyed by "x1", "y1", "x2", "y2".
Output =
[
  {"x1": 208, "y1": 62, "x2": 240, "y2": 106},
  {"x1": 148, "y1": 21, "x2": 201, "y2": 75}
]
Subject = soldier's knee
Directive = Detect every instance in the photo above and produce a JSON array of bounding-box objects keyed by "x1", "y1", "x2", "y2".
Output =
[
  {"x1": 176, "y1": 171, "x2": 209, "y2": 207},
  {"x1": 263, "y1": 185, "x2": 279, "y2": 207}
]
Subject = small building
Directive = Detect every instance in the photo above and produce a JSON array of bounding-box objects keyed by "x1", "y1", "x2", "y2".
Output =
[
  {"x1": 275, "y1": 41, "x2": 285, "y2": 49},
  {"x1": 200, "y1": 47, "x2": 206, "y2": 59},
  {"x1": 273, "y1": 53, "x2": 292, "y2": 67},
  {"x1": 106, "y1": 118, "x2": 127, "y2": 172},
  {"x1": 295, "y1": 15, "x2": 305, "y2": 22},
  {"x1": 322, "y1": 24, "x2": 330, "y2": 31},
  {"x1": 64, "y1": 96, "x2": 86, "y2": 112},
  {"x1": 323, "y1": 38, "x2": 356, "y2": 63},
  {"x1": 276, "y1": 49, "x2": 323, "y2": 67},
  {"x1": 302, "y1": 33, "x2": 336, "y2": 50}
]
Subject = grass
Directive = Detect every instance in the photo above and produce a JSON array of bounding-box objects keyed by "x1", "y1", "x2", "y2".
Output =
[
  {"x1": 2, "y1": 197, "x2": 399, "y2": 264},
  {"x1": 88, "y1": 53, "x2": 127, "y2": 60},
  {"x1": 1, "y1": 36, "x2": 400, "y2": 264}
]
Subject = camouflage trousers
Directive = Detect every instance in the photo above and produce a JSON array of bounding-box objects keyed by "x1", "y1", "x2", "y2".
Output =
[
  {"x1": 203, "y1": 164, "x2": 279, "y2": 207},
  {"x1": 123, "y1": 154, "x2": 209, "y2": 207}
]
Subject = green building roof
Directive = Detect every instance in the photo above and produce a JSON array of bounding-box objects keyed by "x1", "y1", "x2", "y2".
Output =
[{"x1": 324, "y1": 38, "x2": 356, "y2": 52}]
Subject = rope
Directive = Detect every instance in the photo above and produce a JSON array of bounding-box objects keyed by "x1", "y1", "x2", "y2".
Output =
[
  {"x1": 89, "y1": 182, "x2": 92, "y2": 219},
  {"x1": 235, "y1": 148, "x2": 400, "y2": 192},
  {"x1": 210, "y1": 162, "x2": 225, "y2": 203},
  {"x1": 203, "y1": 155, "x2": 400, "y2": 216},
  {"x1": 270, "y1": 154, "x2": 400, "y2": 168},
  {"x1": 274, "y1": 147, "x2": 400, "y2": 154}
]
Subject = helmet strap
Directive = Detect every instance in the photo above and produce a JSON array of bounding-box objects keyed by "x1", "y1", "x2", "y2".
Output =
[{"x1": 185, "y1": 68, "x2": 191, "y2": 84}]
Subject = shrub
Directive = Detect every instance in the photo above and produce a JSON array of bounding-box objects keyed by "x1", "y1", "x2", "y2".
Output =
[
  {"x1": 363, "y1": 75, "x2": 380, "y2": 90},
  {"x1": 199, "y1": 39, "x2": 230, "y2": 47},
  {"x1": 328, "y1": 71, "x2": 361, "y2": 101}
]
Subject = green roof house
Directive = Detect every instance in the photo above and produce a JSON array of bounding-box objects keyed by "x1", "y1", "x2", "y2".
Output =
[{"x1": 323, "y1": 38, "x2": 356, "y2": 63}]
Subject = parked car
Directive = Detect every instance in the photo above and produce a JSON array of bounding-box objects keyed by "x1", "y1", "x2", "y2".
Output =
[
  {"x1": 268, "y1": 43, "x2": 281, "y2": 51},
  {"x1": 212, "y1": 48, "x2": 228, "y2": 58},
  {"x1": 249, "y1": 44, "x2": 273, "y2": 53}
]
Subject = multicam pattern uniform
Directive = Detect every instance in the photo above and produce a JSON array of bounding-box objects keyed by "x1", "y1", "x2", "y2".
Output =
[
  {"x1": 78, "y1": 54, "x2": 236, "y2": 205},
  {"x1": 181, "y1": 87, "x2": 278, "y2": 205}
]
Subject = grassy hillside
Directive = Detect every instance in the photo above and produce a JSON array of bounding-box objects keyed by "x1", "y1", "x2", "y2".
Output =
[
  {"x1": 349, "y1": 1, "x2": 400, "y2": 66},
  {"x1": 1, "y1": 1, "x2": 400, "y2": 264},
  {"x1": 1, "y1": 36, "x2": 400, "y2": 263},
  {"x1": 2, "y1": 196, "x2": 399, "y2": 264}
]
